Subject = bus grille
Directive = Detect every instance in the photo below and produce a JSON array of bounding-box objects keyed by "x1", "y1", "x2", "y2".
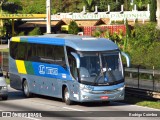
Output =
[{"x1": 91, "y1": 89, "x2": 121, "y2": 94}]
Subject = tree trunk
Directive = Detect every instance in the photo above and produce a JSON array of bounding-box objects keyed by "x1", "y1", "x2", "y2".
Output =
[{"x1": 157, "y1": 0, "x2": 160, "y2": 27}]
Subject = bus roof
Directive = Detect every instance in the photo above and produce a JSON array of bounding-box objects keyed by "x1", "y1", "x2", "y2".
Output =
[{"x1": 11, "y1": 34, "x2": 119, "y2": 51}]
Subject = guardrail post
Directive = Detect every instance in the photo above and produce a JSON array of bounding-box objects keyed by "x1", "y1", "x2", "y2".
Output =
[
  {"x1": 153, "y1": 66, "x2": 155, "y2": 91},
  {"x1": 129, "y1": 73, "x2": 133, "y2": 78},
  {"x1": 1, "y1": 51, "x2": 3, "y2": 70},
  {"x1": 138, "y1": 65, "x2": 140, "y2": 88}
]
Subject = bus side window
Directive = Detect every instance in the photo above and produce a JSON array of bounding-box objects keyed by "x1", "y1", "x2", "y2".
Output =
[
  {"x1": 10, "y1": 42, "x2": 18, "y2": 59},
  {"x1": 17, "y1": 43, "x2": 27, "y2": 60},
  {"x1": 27, "y1": 43, "x2": 32, "y2": 61},
  {"x1": 54, "y1": 46, "x2": 65, "y2": 66},
  {"x1": 68, "y1": 55, "x2": 77, "y2": 80}
]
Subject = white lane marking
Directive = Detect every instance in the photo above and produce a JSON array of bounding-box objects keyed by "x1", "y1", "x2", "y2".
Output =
[
  {"x1": 63, "y1": 107, "x2": 84, "y2": 111},
  {"x1": 24, "y1": 117, "x2": 41, "y2": 120}
]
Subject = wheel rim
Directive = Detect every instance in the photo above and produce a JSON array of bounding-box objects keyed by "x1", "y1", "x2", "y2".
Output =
[
  {"x1": 24, "y1": 81, "x2": 28, "y2": 95},
  {"x1": 65, "y1": 90, "x2": 69, "y2": 101}
]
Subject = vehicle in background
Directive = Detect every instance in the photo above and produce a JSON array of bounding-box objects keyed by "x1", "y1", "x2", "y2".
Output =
[
  {"x1": 0, "y1": 37, "x2": 8, "y2": 44},
  {"x1": 0, "y1": 67, "x2": 8, "y2": 100}
]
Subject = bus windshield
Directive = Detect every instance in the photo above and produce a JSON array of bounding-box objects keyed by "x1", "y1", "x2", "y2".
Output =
[{"x1": 79, "y1": 52, "x2": 123, "y2": 85}]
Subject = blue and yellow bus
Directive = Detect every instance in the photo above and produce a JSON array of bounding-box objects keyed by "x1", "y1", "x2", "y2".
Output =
[{"x1": 9, "y1": 34, "x2": 130, "y2": 105}]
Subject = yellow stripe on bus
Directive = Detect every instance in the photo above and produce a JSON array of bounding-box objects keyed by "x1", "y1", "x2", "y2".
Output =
[
  {"x1": 16, "y1": 60, "x2": 27, "y2": 74},
  {"x1": 12, "y1": 37, "x2": 20, "y2": 42}
]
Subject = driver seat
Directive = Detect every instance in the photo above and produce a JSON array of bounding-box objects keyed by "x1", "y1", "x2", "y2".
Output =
[{"x1": 80, "y1": 67, "x2": 90, "y2": 77}]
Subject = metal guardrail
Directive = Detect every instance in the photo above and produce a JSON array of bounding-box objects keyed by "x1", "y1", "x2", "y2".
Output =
[
  {"x1": 125, "y1": 67, "x2": 160, "y2": 75},
  {"x1": 0, "y1": 52, "x2": 8, "y2": 72},
  {"x1": 125, "y1": 87, "x2": 160, "y2": 100},
  {"x1": 125, "y1": 67, "x2": 160, "y2": 92}
]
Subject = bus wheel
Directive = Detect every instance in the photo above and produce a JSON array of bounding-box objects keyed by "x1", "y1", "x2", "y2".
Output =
[
  {"x1": 64, "y1": 87, "x2": 73, "y2": 105},
  {"x1": 2, "y1": 96, "x2": 8, "y2": 100},
  {"x1": 23, "y1": 80, "x2": 32, "y2": 98}
]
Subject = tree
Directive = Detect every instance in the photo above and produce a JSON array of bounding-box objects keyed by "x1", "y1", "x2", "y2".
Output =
[
  {"x1": 157, "y1": 0, "x2": 160, "y2": 27},
  {"x1": 133, "y1": 0, "x2": 150, "y2": 10},
  {"x1": 2, "y1": 0, "x2": 22, "y2": 13},
  {"x1": 68, "y1": 21, "x2": 79, "y2": 34},
  {"x1": 20, "y1": 0, "x2": 46, "y2": 14},
  {"x1": 150, "y1": 0, "x2": 157, "y2": 22},
  {"x1": 96, "y1": 0, "x2": 108, "y2": 12},
  {"x1": 83, "y1": 0, "x2": 95, "y2": 12},
  {"x1": 124, "y1": 0, "x2": 129, "y2": 10},
  {"x1": 123, "y1": 19, "x2": 131, "y2": 51},
  {"x1": 28, "y1": 27, "x2": 42, "y2": 35}
]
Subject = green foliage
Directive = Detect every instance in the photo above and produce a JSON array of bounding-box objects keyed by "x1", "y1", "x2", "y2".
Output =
[
  {"x1": 92, "y1": 28, "x2": 102, "y2": 37},
  {"x1": 150, "y1": 0, "x2": 157, "y2": 22},
  {"x1": 2, "y1": 0, "x2": 22, "y2": 13},
  {"x1": 129, "y1": 42, "x2": 160, "y2": 69},
  {"x1": 124, "y1": 0, "x2": 130, "y2": 11},
  {"x1": 133, "y1": 0, "x2": 150, "y2": 10},
  {"x1": 92, "y1": 28, "x2": 125, "y2": 49},
  {"x1": 0, "y1": 25, "x2": 6, "y2": 36},
  {"x1": 28, "y1": 27, "x2": 42, "y2": 36},
  {"x1": 68, "y1": 21, "x2": 79, "y2": 34},
  {"x1": 18, "y1": 31, "x2": 25, "y2": 36},
  {"x1": 96, "y1": 0, "x2": 108, "y2": 12},
  {"x1": 127, "y1": 23, "x2": 160, "y2": 69},
  {"x1": 130, "y1": 23, "x2": 159, "y2": 47},
  {"x1": 21, "y1": 0, "x2": 46, "y2": 14},
  {"x1": 0, "y1": 0, "x2": 151, "y2": 14},
  {"x1": 83, "y1": 0, "x2": 95, "y2": 12},
  {"x1": 125, "y1": 19, "x2": 131, "y2": 38}
]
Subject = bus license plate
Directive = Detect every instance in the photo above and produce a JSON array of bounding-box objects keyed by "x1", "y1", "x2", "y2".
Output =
[{"x1": 100, "y1": 96, "x2": 109, "y2": 100}]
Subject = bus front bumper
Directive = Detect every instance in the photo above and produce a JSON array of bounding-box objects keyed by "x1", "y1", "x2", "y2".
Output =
[{"x1": 79, "y1": 88, "x2": 125, "y2": 102}]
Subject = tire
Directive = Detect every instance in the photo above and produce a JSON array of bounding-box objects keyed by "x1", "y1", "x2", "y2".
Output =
[
  {"x1": 23, "y1": 80, "x2": 32, "y2": 97},
  {"x1": 2, "y1": 96, "x2": 8, "y2": 100},
  {"x1": 64, "y1": 87, "x2": 73, "y2": 105}
]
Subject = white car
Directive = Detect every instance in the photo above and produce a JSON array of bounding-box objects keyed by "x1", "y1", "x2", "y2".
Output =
[{"x1": 0, "y1": 68, "x2": 8, "y2": 100}]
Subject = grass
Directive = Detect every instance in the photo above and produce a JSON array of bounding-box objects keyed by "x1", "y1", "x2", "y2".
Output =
[
  {"x1": 123, "y1": 95, "x2": 160, "y2": 109},
  {"x1": 0, "y1": 48, "x2": 9, "y2": 52},
  {"x1": 5, "y1": 78, "x2": 10, "y2": 84}
]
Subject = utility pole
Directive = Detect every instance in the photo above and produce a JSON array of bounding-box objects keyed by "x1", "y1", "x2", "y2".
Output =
[
  {"x1": 0, "y1": 0, "x2": 4, "y2": 36},
  {"x1": 157, "y1": 0, "x2": 160, "y2": 28},
  {"x1": 46, "y1": 0, "x2": 51, "y2": 34}
]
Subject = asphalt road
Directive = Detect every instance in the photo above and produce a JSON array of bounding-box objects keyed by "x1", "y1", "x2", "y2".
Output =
[{"x1": 0, "y1": 86, "x2": 160, "y2": 120}]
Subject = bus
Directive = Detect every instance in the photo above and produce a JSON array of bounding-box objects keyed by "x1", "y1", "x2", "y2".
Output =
[{"x1": 9, "y1": 34, "x2": 130, "y2": 105}]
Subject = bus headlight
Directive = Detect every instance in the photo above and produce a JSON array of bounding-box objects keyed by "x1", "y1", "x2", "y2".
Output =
[
  {"x1": 80, "y1": 84, "x2": 92, "y2": 93},
  {"x1": 117, "y1": 86, "x2": 124, "y2": 91}
]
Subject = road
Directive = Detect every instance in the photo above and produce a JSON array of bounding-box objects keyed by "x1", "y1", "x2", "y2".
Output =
[{"x1": 0, "y1": 87, "x2": 160, "y2": 120}]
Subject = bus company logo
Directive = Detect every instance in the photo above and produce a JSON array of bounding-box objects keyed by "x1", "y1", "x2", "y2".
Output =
[{"x1": 39, "y1": 65, "x2": 58, "y2": 75}]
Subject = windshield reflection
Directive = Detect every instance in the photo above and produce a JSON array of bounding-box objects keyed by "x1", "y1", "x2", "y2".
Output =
[{"x1": 79, "y1": 52, "x2": 123, "y2": 85}]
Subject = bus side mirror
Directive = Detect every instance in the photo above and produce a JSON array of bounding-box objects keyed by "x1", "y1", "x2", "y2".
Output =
[
  {"x1": 71, "y1": 52, "x2": 80, "y2": 68},
  {"x1": 121, "y1": 52, "x2": 130, "y2": 67}
]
